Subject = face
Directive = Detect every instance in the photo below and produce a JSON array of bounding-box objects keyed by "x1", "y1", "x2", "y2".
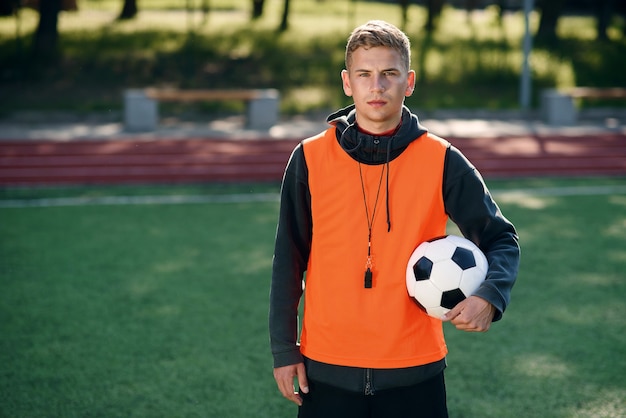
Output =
[{"x1": 342, "y1": 46, "x2": 415, "y2": 134}]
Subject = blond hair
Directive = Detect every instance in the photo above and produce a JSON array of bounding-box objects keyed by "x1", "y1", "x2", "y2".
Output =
[{"x1": 345, "y1": 20, "x2": 411, "y2": 71}]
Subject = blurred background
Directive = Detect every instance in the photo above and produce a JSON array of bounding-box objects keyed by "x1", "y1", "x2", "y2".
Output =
[{"x1": 0, "y1": 0, "x2": 625, "y2": 119}]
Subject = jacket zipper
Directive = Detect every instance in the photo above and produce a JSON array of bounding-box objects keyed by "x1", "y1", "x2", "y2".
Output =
[{"x1": 364, "y1": 368, "x2": 375, "y2": 395}]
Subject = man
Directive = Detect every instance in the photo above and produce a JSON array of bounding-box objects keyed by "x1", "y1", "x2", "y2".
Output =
[{"x1": 269, "y1": 20, "x2": 520, "y2": 418}]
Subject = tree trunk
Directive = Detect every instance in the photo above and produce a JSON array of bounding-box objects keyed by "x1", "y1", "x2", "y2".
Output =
[
  {"x1": 595, "y1": 0, "x2": 614, "y2": 41},
  {"x1": 278, "y1": 0, "x2": 290, "y2": 31},
  {"x1": 251, "y1": 0, "x2": 264, "y2": 20},
  {"x1": 399, "y1": 0, "x2": 409, "y2": 31},
  {"x1": 495, "y1": 0, "x2": 505, "y2": 25},
  {"x1": 32, "y1": 0, "x2": 61, "y2": 58},
  {"x1": 0, "y1": 0, "x2": 19, "y2": 16},
  {"x1": 425, "y1": 0, "x2": 446, "y2": 33},
  {"x1": 536, "y1": 0, "x2": 565, "y2": 42},
  {"x1": 118, "y1": 0, "x2": 137, "y2": 20}
]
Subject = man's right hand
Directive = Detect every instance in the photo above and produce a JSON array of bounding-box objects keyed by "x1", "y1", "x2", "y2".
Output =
[{"x1": 273, "y1": 363, "x2": 309, "y2": 406}]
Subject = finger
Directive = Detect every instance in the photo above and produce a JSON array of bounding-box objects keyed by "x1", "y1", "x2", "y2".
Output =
[
  {"x1": 454, "y1": 322, "x2": 478, "y2": 331},
  {"x1": 450, "y1": 312, "x2": 475, "y2": 328},
  {"x1": 277, "y1": 379, "x2": 293, "y2": 398},
  {"x1": 274, "y1": 371, "x2": 293, "y2": 396},
  {"x1": 289, "y1": 392, "x2": 303, "y2": 406},
  {"x1": 452, "y1": 314, "x2": 491, "y2": 332},
  {"x1": 274, "y1": 367, "x2": 305, "y2": 406},
  {"x1": 296, "y1": 363, "x2": 309, "y2": 394},
  {"x1": 278, "y1": 380, "x2": 302, "y2": 406},
  {"x1": 441, "y1": 305, "x2": 462, "y2": 322}
]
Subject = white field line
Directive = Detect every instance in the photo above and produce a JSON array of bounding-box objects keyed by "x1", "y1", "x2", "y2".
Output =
[
  {"x1": 0, "y1": 193, "x2": 280, "y2": 208},
  {"x1": 0, "y1": 185, "x2": 625, "y2": 209}
]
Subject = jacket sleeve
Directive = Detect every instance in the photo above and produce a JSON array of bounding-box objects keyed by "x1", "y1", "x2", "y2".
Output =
[
  {"x1": 443, "y1": 145, "x2": 520, "y2": 321},
  {"x1": 269, "y1": 143, "x2": 312, "y2": 367}
]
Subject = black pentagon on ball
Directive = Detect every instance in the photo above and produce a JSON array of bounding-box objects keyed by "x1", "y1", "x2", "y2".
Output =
[
  {"x1": 412, "y1": 256, "x2": 433, "y2": 281},
  {"x1": 451, "y1": 247, "x2": 476, "y2": 270},
  {"x1": 441, "y1": 288, "x2": 466, "y2": 309}
]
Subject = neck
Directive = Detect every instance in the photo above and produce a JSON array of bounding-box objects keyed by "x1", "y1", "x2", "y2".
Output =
[
  {"x1": 358, "y1": 120, "x2": 402, "y2": 137},
  {"x1": 354, "y1": 109, "x2": 404, "y2": 135}
]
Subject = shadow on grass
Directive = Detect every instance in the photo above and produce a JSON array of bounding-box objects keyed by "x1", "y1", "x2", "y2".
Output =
[{"x1": 445, "y1": 191, "x2": 626, "y2": 417}]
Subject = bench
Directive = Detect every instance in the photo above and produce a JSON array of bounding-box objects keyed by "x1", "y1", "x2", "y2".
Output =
[
  {"x1": 541, "y1": 87, "x2": 626, "y2": 125},
  {"x1": 124, "y1": 88, "x2": 280, "y2": 132}
]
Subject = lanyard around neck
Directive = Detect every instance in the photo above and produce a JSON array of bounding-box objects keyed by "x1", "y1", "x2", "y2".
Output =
[{"x1": 358, "y1": 162, "x2": 386, "y2": 289}]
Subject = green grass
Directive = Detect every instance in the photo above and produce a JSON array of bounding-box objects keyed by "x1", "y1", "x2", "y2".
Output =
[
  {"x1": 1, "y1": 177, "x2": 625, "y2": 417},
  {"x1": 0, "y1": 0, "x2": 624, "y2": 115}
]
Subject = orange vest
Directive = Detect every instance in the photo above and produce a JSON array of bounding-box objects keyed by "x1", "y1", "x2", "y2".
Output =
[{"x1": 300, "y1": 127, "x2": 449, "y2": 369}]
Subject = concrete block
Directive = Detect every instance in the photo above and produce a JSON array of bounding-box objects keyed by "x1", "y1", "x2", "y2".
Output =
[
  {"x1": 541, "y1": 89, "x2": 577, "y2": 126},
  {"x1": 124, "y1": 89, "x2": 158, "y2": 132},
  {"x1": 247, "y1": 90, "x2": 280, "y2": 130}
]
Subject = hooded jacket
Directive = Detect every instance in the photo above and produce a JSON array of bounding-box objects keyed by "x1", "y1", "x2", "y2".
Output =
[{"x1": 269, "y1": 105, "x2": 520, "y2": 393}]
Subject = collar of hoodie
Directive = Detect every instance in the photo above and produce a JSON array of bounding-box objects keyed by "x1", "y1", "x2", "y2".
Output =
[
  {"x1": 327, "y1": 104, "x2": 428, "y2": 165},
  {"x1": 326, "y1": 105, "x2": 428, "y2": 233}
]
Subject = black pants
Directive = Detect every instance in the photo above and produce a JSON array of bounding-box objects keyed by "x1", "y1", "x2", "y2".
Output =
[{"x1": 298, "y1": 371, "x2": 448, "y2": 418}]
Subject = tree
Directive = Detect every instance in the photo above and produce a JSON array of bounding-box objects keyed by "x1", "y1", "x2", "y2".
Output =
[
  {"x1": 118, "y1": 0, "x2": 138, "y2": 20},
  {"x1": 399, "y1": 0, "x2": 410, "y2": 31},
  {"x1": 595, "y1": 0, "x2": 614, "y2": 41},
  {"x1": 495, "y1": 0, "x2": 507, "y2": 26},
  {"x1": 278, "y1": 0, "x2": 290, "y2": 31},
  {"x1": 425, "y1": 0, "x2": 446, "y2": 33},
  {"x1": 536, "y1": 0, "x2": 566, "y2": 42},
  {"x1": 0, "y1": 0, "x2": 19, "y2": 16},
  {"x1": 251, "y1": 0, "x2": 264, "y2": 19},
  {"x1": 32, "y1": 0, "x2": 62, "y2": 57},
  {"x1": 619, "y1": 1, "x2": 626, "y2": 37}
]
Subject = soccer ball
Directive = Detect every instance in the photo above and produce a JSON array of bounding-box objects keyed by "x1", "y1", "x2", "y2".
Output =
[{"x1": 406, "y1": 235, "x2": 488, "y2": 319}]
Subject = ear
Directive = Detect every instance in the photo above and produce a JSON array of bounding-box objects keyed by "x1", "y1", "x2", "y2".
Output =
[
  {"x1": 405, "y1": 70, "x2": 416, "y2": 97},
  {"x1": 341, "y1": 69, "x2": 353, "y2": 97}
]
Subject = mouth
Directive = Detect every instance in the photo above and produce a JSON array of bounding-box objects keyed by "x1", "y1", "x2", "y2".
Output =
[{"x1": 367, "y1": 99, "x2": 387, "y2": 107}]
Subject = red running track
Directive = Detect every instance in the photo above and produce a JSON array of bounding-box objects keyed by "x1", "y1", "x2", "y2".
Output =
[{"x1": 1, "y1": 133, "x2": 625, "y2": 186}]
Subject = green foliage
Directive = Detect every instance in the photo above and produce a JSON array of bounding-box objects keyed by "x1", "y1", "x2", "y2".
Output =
[
  {"x1": 0, "y1": 1, "x2": 624, "y2": 114},
  {"x1": 1, "y1": 177, "x2": 625, "y2": 417}
]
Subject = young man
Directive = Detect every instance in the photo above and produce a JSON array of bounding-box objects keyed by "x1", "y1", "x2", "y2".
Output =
[{"x1": 269, "y1": 20, "x2": 520, "y2": 418}]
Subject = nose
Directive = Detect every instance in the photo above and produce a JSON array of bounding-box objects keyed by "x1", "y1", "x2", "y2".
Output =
[{"x1": 371, "y1": 74, "x2": 386, "y2": 93}]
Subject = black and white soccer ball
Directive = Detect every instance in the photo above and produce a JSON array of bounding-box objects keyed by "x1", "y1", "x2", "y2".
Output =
[{"x1": 406, "y1": 235, "x2": 488, "y2": 319}]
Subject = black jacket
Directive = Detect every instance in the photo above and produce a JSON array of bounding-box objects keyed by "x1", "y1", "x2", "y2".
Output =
[{"x1": 269, "y1": 105, "x2": 520, "y2": 393}]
